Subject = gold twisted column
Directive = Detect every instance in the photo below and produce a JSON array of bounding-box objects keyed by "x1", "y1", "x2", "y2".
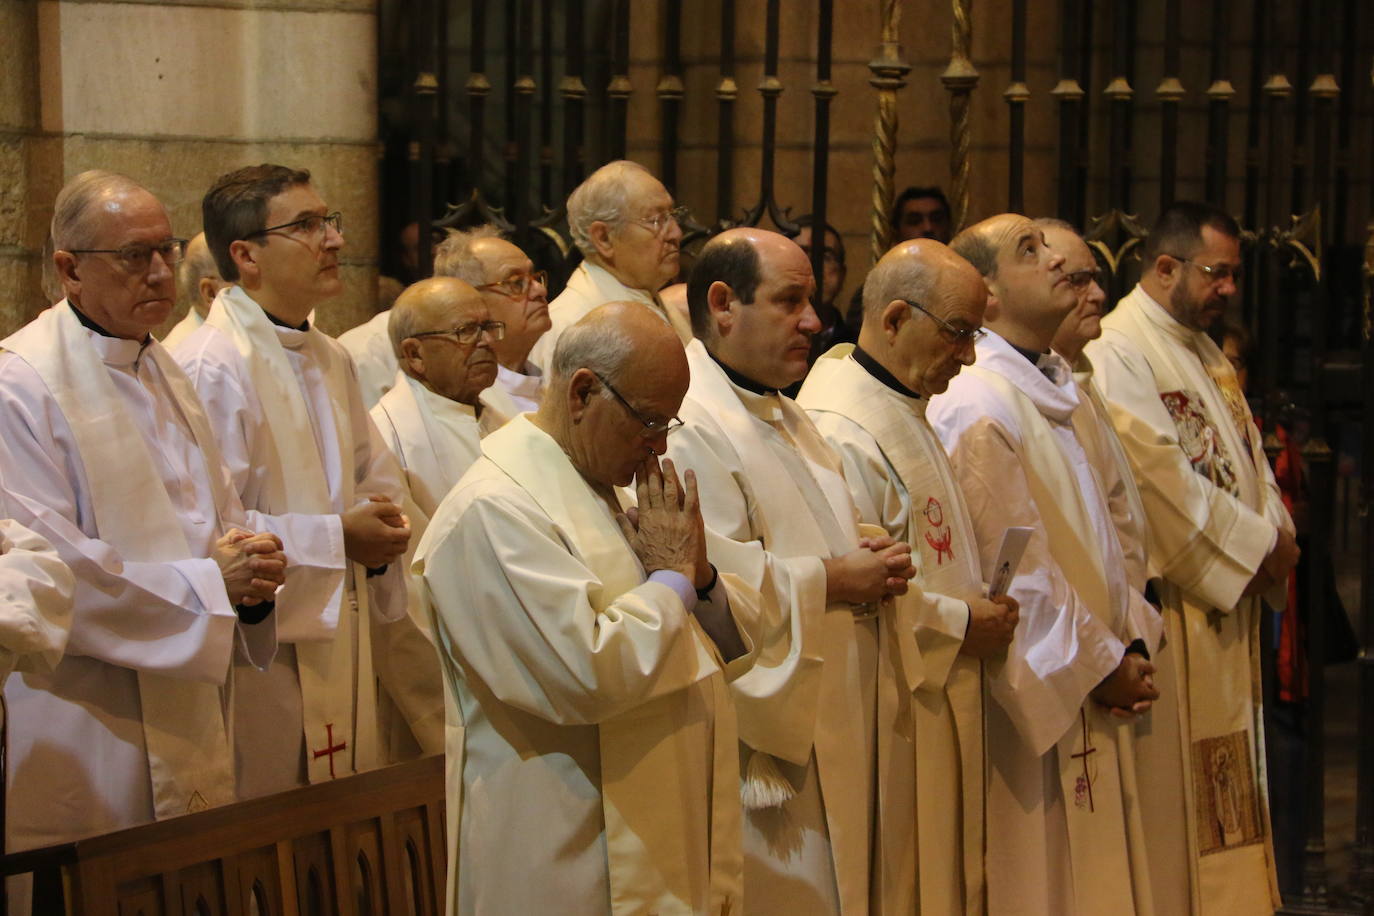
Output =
[
  {"x1": 866, "y1": 0, "x2": 910, "y2": 265},
  {"x1": 941, "y1": 0, "x2": 979, "y2": 231}
]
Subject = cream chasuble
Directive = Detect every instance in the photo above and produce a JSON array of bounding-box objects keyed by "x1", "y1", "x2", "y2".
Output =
[
  {"x1": 1, "y1": 301, "x2": 280, "y2": 850},
  {"x1": 800, "y1": 345, "x2": 988, "y2": 916},
  {"x1": 369, "y1": 372, "x2": 494, "y2": 760},
  {"x1": 1088, "y1": 285, "x2": 1292, "y2": 916},
  {"x1": 0, "y1": 513, "x2": 72, "y2": 683},
  {"x1": 337, "y1": 308, "x2": 399, "y2": 410},
  {"x1": 928, "y1": 331, "x2": 1157, "y2": 916},
  {"x1": 414, "y1": 415, "x2": 759, "y2": 915},
  {"x1": 668, "y1": 339, "x2": 886, "y2": 916},
  {"x1": 179, "y1": 285, "x2": 407, "y2": 793},
  {"x1": 529, "y1": 261, "x2": 692, "y2": 372}
]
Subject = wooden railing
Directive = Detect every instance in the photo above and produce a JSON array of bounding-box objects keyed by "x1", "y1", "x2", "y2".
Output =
[{"x1": 1, "y1": 755, "x2": 445, "y2": 915}]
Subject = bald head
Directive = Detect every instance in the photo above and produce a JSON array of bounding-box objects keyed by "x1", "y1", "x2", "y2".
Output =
[
  {"x1": 540, "y1": 301, "x2": 690, "y2": 487},
  {"x1": 950, "y1": 213, "x2": 1074, "y2": 351},
  {"x1": 390, "y1": 276, "x2": 497, "y2": 404},
  {"x1": 857, "y1": 239, "x2": 986, "y2": 397},
  {"x1": 687, "y1": 227, "x2": 819, "y2": 388},
  {"x1": 176, "y1": 232, "x2": 225, "y2": 318}
]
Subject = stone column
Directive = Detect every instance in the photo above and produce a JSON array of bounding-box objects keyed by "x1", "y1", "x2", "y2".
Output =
[{"x1": 0, "y1": 0, "x2": 380, "y2": 337}]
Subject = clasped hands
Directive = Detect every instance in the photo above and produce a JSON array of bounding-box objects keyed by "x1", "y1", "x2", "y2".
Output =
[
  {"x1": 214, "y1": 528, "x2": 287, "y2": 606},
  {"x1": 617, "y1": 455, "x2": 712, "y2": 591},
  {"x1": 1091, "y1": 651, "x2": 1159, "y2": 719}
]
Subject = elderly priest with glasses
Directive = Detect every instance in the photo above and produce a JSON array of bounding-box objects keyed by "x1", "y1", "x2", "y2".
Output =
[
  {"x1": 529, "y1": 160, "x2": 693, "y2": 369},
  {"x1": 433, "y1": 225, "x2": 551, "y2": 419},
  {"x1": 0, "y1": 171, "x2": 294, "y2": 868},
  {"x1": 368, "y1": 275, "x2": 506, "y2": 762},
  {"x1": 415, "y1": 301, "x2": 761, "y2": 914}
]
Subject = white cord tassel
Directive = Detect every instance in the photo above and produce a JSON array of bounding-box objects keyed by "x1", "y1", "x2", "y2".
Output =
[{"x1": 740, "y1": 750, "x2": 796, "y2": 810}]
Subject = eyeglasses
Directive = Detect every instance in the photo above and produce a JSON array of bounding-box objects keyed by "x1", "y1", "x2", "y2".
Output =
[
  {"x1": 410, "y1": 320, "x2": 506, "y2": 345},
  {"x1": 1170, "y1": 256, "x2": 1243, "y2": 285},
  {"x1": 477, "y1": 269, "x2": 548, "y2": 299},
  {"x1": 67, "y1": 238, "x2": 188, "y2": 272},
  {"x1": 630, "y1": 206, "x2": 689, "y2": 237},
  {"x1": 903, "y1": 299, "x2": 987, "y2": 345},
  {"x1": 1066, "y1": 268, "x2": 1105, "y2": 289},
  {"x1": 593, "y1": 371, "x2": 683, "y2": 438},
  {"x1": 243, "y1": 211, "x2": 343, "y2": 241}
]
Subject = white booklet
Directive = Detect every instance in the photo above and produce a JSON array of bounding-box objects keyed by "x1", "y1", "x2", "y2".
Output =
[{"x1": 987, "y1": 526, "x2": 1034, "y2": 598}]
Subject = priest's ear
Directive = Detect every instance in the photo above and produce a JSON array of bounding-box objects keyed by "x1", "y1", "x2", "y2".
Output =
[
  {"x1": 587, "y1": 221, "x2": 617, "y2": 263},
  {"x1": 399, "y1": 338, "x2": 427, "y2": 382},
  {"x1": 566, "y1": 368, "x2": 599, "y2": 422},
  {"x1": 981, "y1": 274, "x2": 1004, "y2": 322},
  {"x1": 705, "y1": 280, "x2": 736, "y2": 337},
  {"x1": 228, "y1": 239, "x2": 262, "y2": 287},
  {"x1": 51, "y1": 250, "x2": 82, "y2": 299},
  {"x1": 879, "y1": 298, "x2": 910, "y2": 340}
]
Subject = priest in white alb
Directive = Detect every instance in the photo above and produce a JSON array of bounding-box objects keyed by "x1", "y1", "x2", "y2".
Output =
[
  {"x1": 928, "y1": 213, "x2": 1164, "y2": 916},
  {"x1": 415, "y1": 303, "x2": 760, "y2": 914},
  {"x1": 162, "y1": 232, "x2": 225, "y2": 350},
  {"x1": 1086, "y1": 201, "x2": 1298, "y2": 916},
  {"x1": 528, "y1": 160, "x2": 692, "y2": 370},
  {"x1": 799, "y1": 238, "x2": 1020, "y2": 915},
  {"x1": 433, "y1": 225, "x2": 550, "y2": 418},
  {"x1": 176, "y1": 164, "x2": 414, "y2": 797},
  {"x1": 668, "y1": 228, "x2": 919, "y2": 915},
  {"x1": 0, "y1": 171, "x2": 291, "y2": 862},
  {"x1": 369, "y1": 276, "x2": 505, "y2": 760}
]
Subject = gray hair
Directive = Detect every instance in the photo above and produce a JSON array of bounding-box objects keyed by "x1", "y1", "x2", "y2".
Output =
[
  {"x1": 550, "y1": 310, "x2": 636, "y2": 387},
  {"x1": 176, "y1": 233, "x2": 220, "y2": 309},
  {"x1": 433, "y1": 224, "x2": 503, "y2": 284},
  {"x1": 862, "y1": 253, "x2": 939, "y2": 320},
  {"x1": 567, "y1": 160, "x2": 650, "y2": 258},
  {"x1": 949, "y1": 226, "x2": 999, "y2": 279},
  {"x1": 50, "y1": 170, "x2": 146, "y2": 251}
]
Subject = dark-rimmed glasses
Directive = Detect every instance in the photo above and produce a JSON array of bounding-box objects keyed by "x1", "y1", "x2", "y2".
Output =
[
  {"x1": 409, "y1": 320, "x2": 506, "y2": 345},
  {"x1": 903, "y1": 299, "x2": 987, "y2": 346},
  {"x1": 1066, "y1": 268, "x2": 1105, "y2": 289},
  {"x1": 243, "y1": 211, "x2": 343, "y2": 241},
  {"x1": 1168, "y1": 256, "x2": 1242, "y2": 285},
  {"x1": 630, "y1": 206, "x2": 689, "y2": 237},
  {"x1": 67, "y1": 238, "x2": 188, "y2": 272},
  {"x1": 593, "y1": 371, "x2": 683, "y2": 438},
  {"x1": 477, "y1": 270, "x2": 548, "y2": 299}
]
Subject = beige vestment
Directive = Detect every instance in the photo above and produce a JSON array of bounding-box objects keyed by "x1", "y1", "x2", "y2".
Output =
[
  {"x1": 800, "y1": 345, "x2": 987, "y2": 915},
  {"x1": 415, "y1": 415, "x2": 759, "y2": 914},
  {"x1": 1088, "y1": 285, "x2": 1292, "y2": 915}
]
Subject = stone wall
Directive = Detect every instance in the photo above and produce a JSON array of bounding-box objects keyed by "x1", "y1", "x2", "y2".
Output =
[{"x1": 0, "y1": 0, "x2": 381, "y2": 337}]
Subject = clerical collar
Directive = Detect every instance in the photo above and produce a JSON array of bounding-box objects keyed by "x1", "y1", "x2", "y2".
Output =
[
  {"x1": 70, "y1": 303, "x2": 151, "y2": 346},
  {"x1": 852, "y1": 345, "x2": 921, "y2": 400},
  {"x1": 1009, "y1": 340, "x2": 1049, "y2": 367},
  {"x1": 706, "y1": 347, "x2": 779, "y2": 396},
  {"x1": 264, "y1": 308, "x2": 309, "y2": 332}
]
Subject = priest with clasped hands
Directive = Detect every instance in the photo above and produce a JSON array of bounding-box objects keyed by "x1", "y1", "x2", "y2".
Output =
[
  {"x1": 667, "y1": 227, "x2": 919, "y2": 915},
  {"x1": 0, "y1": 171, "x2": 293, "y2": 869},
  {"x1": 416, "y1": 302, "x2": 760, "y2": 915}
]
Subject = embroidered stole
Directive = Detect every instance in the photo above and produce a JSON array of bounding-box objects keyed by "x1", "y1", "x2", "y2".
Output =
[{"x1": 207, "y1": 285, "x2": 378, "y2": 781}]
